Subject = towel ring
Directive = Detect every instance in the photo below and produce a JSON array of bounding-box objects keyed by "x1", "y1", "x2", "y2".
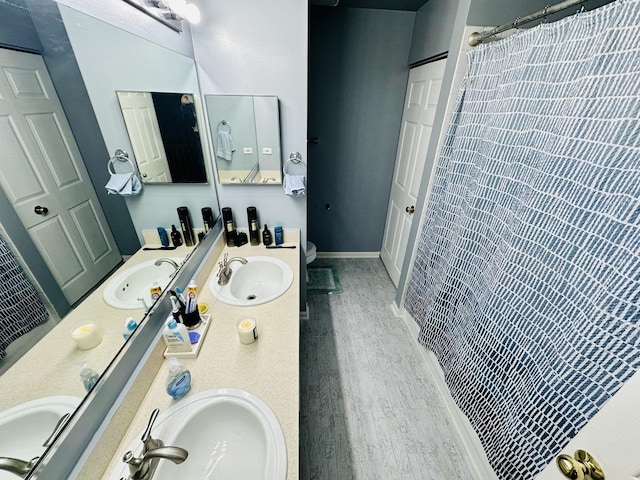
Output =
[
  {"x1": 217, "y1": 120, "x2": 231, "y2": 133},
  {"x1": 283, "y1": 152, "x2": 306, "y2": 175},
  {"x1": 108, "y1": 149, "x2": 136, "y2": 175}
]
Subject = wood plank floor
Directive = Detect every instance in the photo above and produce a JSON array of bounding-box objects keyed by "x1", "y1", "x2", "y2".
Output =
[{"x1": 300, "y1": 258, "x2": 475, "y2": 479}]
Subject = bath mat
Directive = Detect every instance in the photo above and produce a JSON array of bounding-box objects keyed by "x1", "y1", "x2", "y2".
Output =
[{"x1": 307, "y1": 266, "x2": 342, "y2": 294}]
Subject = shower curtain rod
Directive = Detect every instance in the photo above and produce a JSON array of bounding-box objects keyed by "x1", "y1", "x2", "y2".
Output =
[{"x1": 468, "y1": 0, "x2": 586, "y2": 46}]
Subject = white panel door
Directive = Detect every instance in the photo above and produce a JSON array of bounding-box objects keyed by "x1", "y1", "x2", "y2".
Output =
[
  {"x1": 381, "y1": 59, "x2": 445, "y2": 286},
  {"x1": 534, "y1": 368, "x2": 640, "y2": 480},
  {"x1": 116, "y1": 91, "x2": 172, "y2": 183},
  {"x1": 0, "y1": 48, "x2": 121, "y2": 304}
]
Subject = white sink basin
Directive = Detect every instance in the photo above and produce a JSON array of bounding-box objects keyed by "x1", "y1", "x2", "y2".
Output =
[
  {"x1": 111, "y1": 389, "x2": 286, "y2": 480},
  {"x1": 209, "y1": 256, "x2": 293, "y2": 306},
  {"x1": 0, "y1": 396, "x2": 81, "y2": 480},
  {"x1": 103, "y1": 257, "x2": 183, "y2": 309}
]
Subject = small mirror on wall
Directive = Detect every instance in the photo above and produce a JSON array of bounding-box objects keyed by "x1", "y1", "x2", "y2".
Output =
[
  {"x1": 116, "y1": 91, "x2": 207, "y2": 184},
  {"x1": 205, "y1": 95, "x2": 282, "y2": 185}
]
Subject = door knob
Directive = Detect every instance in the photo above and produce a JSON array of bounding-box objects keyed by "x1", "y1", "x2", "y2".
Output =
[
  {"x1": 556, "y1": 450, "x2": 604, "y2": 480},
  {"x1": 406, "y1": 205, "x2": 415, "y2": 214},
  {"x1": 34, "y1": 206, "x2": 49, "y2": 215}
]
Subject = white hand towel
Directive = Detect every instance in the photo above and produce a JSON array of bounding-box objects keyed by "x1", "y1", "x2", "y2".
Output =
[
  {"x1": 105, "y1": 173, "x2": 142, "y2": 196},
  {"x1": 283, "y1": 174, "x2": 306, "y2": 196},
  {"x1": 216, "y1": 130, "x2": 236, "y2": 161}
]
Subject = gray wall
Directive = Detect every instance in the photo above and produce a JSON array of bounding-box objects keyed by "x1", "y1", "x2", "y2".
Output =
[
  {"x1": 308, "y1": 7, "x2": 415, "y2": 252},
  {"x1": 408, "y1": 0, "x2": 459, "y2": 65}
]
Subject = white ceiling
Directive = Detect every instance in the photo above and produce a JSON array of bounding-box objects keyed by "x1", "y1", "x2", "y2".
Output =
[{"x1": 310, "y1": 0, "x2": 430, "y2": 11}]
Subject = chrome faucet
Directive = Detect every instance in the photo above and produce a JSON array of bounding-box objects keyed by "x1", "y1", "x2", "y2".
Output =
[
  {"x1": 0, "y1": 457, "x2": 39, "y2": 478},
  {"x1": 217, "y1": 253, "x2": 248, "y2": 286},
  {"x1": 122, "y1": 409, "x2": 188, "y2": 480},
  {"x1": 154, "y1": 258, "x2": 180, "y2": 271}
]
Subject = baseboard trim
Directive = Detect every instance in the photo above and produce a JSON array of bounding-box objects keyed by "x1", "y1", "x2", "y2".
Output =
[
  {"x1": 316, "y1": 251, "x2": 380, "y2": 259},
  {"x1": 395, "y1": 305, "x2": 498, "y2": 480}
]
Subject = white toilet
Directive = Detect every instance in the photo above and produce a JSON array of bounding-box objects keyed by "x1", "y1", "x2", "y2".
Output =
[
  {"x1": 306, "y1": 241, "x2": 317, "y2": 282},
  {"x1": 306, "y1": 241, "x2": 317, "y2": 265}
]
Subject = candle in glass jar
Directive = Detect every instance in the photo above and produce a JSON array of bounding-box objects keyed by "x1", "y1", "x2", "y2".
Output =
[
  {"x1": 72, "y1": 322, "x2": 103, "y2": 350},
  {"x1": 237, "y1": 318, "x2": 258, "y2": 345}
]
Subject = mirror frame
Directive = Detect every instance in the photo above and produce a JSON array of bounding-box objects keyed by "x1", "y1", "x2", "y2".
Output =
[{"x1": 30, "y1": 220, "x2": 223, "y2": 479}]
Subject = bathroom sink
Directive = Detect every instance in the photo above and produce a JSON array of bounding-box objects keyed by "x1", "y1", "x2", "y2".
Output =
[
  {"x1": 103, "y1": 257, "x2": 183, "y2": 309},
  {"x1": 0, "y1": 396, "x2": 81, "y2": 480},
  {"x1": 111, "y1": 389, "x2": 286, "y2": 480},
  {"x1": 209, "y1": 256, "x2": 294, "y2": 306}
]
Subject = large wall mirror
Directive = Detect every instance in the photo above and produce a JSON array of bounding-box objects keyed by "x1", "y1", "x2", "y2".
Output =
[
  {"x1": 205, "y1": 95, "x2": 282, "y2": 184},
  {"x1": 0, "y1": 2, "x2": 219, "y2": 478},
  {"x1": 116, "y1": 91, "x2": 207, "y2": 183}
]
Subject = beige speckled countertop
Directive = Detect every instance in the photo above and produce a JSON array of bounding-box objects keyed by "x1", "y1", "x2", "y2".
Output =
[
  {"x1": 0, "y1": 244, "x2": 196, "y2": 413},
  {"x1": 101, "y1": 230, "x2": 300, "y2": 479}
]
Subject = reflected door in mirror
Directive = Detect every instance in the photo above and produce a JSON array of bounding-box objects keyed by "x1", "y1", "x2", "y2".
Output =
[{"x1": 117, "y1": 91, "x2": 207, "y2": 184}]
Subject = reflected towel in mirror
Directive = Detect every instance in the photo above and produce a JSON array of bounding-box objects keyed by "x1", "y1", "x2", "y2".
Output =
[
  {"x1": 216, "y1": 130, "x2": 235, "y2": 161},
  {"x1": 105, "y1": 172, "x2": 142, "y2": 196},
  {"x1": 283, "y1": 174, "x2": 306, "y2": 196}
]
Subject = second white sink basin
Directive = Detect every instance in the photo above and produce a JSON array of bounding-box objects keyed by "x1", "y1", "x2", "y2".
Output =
[
  {"x1": 209, "y1": 256, "x2": 293, "y2": 306},
  {"x1": 110, "y1": 389, "x2": 286, "y2": 480},
  {"x1": 103, "y1": 257, "x2": 183, "y2": 309},
  {"x1": 0, "y1": 396, "x2": 81, "y2": 480}
]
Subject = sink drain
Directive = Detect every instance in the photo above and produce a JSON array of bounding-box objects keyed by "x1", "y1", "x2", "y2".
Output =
[{"x1": 246, "y1": 294, "x2": 257, "y2": 301}]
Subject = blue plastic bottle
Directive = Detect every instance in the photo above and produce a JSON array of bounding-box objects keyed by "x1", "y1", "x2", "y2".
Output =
[{"x1": 166, "y1": 358, "x2": 191, "y2": 400}]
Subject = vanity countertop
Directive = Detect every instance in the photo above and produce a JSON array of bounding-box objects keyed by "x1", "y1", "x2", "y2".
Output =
[
  {"x1": 0, "y1": 244, "x2": 196, "y2": 413},
  {"x1": 101, "y1": 230, "x2": 300, "y2": 479}
]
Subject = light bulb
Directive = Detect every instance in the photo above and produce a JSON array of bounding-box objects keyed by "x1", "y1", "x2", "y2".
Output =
[
  {"x1": 167, "y1": 0, "x2": 187, "y2": 16},
  {"x1": 185, "y1": 3, "x2": 201, "y2": 24}
]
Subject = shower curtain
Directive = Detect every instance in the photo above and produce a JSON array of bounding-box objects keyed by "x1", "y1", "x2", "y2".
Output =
[
  {"x1": 0, "y1": 233, "x2": 48, "y2": 359},
  {"x1": 405, "y1": 1, "x2": 640, "y2": 478}
]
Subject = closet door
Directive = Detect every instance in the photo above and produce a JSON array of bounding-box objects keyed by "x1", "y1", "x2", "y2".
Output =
[
  {"x1": 0, "y1": 48, "x2": 121, "y2": 304},
  {"x1": 381, "y1": 59, "x2": 445, "y2": 286}
]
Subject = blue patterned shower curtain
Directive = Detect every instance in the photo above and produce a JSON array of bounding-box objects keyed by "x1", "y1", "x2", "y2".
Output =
[
  {"x1": 0, "y1": 234, "x2": 48, "y2": 359},
  {"x1": 405, "y1": 1, "x2": 640, "y2": 478}
]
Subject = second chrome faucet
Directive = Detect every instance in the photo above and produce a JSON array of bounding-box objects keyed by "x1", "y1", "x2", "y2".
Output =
[{"x1": 121, "y1": 408, "x2": 188, "y2": 480}]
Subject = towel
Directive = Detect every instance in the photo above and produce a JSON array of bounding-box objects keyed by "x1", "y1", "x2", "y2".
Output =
[
  {"x1": 216, "y1": 130, "x2": 235, "y2": 161},
  {"x1": 105, "y1": 172, "x2": 142, "y2": 196},
  {"x1": 283, "y1": 174, "x2": 306, "y2": 196}
]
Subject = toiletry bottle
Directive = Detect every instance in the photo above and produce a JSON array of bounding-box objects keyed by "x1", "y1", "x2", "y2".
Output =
[
  {"x1": 222, "y1": 207, "x2": 237, "y2": 247},
  {"x1": 262, "y1": 224, "x2": 273, "y2": 246},
  {"x1": 177, "y1": 207, "x2": 195, "y2": 247},
  {"x1": 162, "y1": 317, "x2": 191, "y2": 352},
  {"x1": 170, "y1": 225, "x2": 183, "y2": 247},
  {"x1": 80, "y1": 365, "x2": 100, "y2": 392},
  {"x1": 186, "y1": 280, "x2": 198, "y2": 309},
  {"x1": 166, "y1": 358, "x2": 191, "y2": 400},
  {"x1": 157, "y1": 227, "x2": 169, "y2": 247},
  {"x1": 247, "y1": 206, "x2": 260, "y2": 245},
  {"x1": 202, "y1": 207, "x2": 215, "y2": 233},
  {"x1": 274, "y1": 225, "x2": 284, "y2": 245},
  {"x1": 150, "y1": 281, "x2": 162, "y2": 302},
  {"x1": 122, "y1": 317, "x2": 138, "y2": 340}
]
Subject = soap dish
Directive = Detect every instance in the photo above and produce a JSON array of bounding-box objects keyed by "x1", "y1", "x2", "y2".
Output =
[{"x1": 164, "y1": 313, "x2": 211, "y2": 359}]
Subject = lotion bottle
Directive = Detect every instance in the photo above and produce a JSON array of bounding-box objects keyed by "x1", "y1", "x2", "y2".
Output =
[
  {"x1": 122, "y1": 317, "x2": 138, "y2": 340},
  {"x1": 165, "y1": 358, "x2": 191, "y2": 400},
  {"x1": 162, "y1": 318, "x2": 191, "y2": 352}
]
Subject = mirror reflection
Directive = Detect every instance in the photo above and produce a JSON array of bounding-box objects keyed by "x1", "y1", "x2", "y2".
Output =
[
  {"x1": 116, "y1": 91, "x2": 207, "y2": 184},
  {"x1": 205, "y1": 95, "x2": 282, "y2": 184},
  {"x1": 0, "y1": 0, "x2": 219, "y2": 473}
]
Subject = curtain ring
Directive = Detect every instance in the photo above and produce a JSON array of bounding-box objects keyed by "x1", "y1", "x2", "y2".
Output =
[
  {"x1": 513, "y1": 16, "x2": 521, "y2": 29},
  {"x1": 542, "y1": 5, "x2": 550, "y2": 23}
]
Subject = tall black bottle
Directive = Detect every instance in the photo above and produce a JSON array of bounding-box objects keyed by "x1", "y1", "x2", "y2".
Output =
[
  {"x1": 222, "y1": 207, "x2": 237, "y2": 247},
  {"x1": 247, "y1": 206, "x2": 260, "y2": 245},
  {"x1": 202, "y1": 207, "x2": 215, "y2": 233},
  {"x1": 177, "y1": 206, "x2": 195, "y2": 246}
]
